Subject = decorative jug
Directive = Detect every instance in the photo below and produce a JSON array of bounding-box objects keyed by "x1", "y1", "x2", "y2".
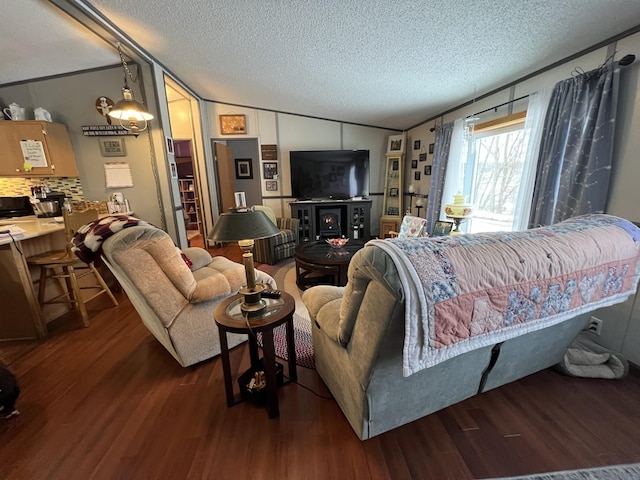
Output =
[
  {"x1": 3, "y1": 103, "x2": 26, "y2": 121},
  {"x1": 34, "y1": 107, "x2": 52, "y2": 122}
]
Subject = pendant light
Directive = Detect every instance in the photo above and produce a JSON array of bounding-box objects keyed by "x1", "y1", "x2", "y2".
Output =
[{"x1": 108, "y1": 43, "x2": 154, "y2": 136}]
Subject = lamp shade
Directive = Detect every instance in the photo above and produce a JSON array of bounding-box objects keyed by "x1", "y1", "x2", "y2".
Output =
[
  {"x1": 108, "y1": 87, "x2": 154, "y2": 122},
  {"x1": 208, "y1": 209, "x2": 280, "y2": 242},
  {"x1": 444, "y1": 193, "x2": 473, "y2": 219}
]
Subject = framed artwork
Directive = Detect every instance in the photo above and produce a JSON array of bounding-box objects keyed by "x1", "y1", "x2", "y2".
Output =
[
  {"x1": 98, "y1": 137, "x2": 126, "y2": 157},
  {"x1": 425, "y1": 165, "x2": 432, "y2": 175},
  {"x1": 235, "y1": 158, "x2": 253, "y2": 179},
  {"x1": 265, "y1": 180, "x2": 278, "y2": 191},
  {"x1": 169, "y1": 160, "x2": 178, "y2": 179},
  {"x1": 392, "y1": 159, "x2": 399, "y2": 171},
  {"x1": 411, "y1": 159, "x2": 418, "y2": 169},
  {"x1": 429, "y1": 143, "x2": 435, "y2": 154},
  {"x1": 419, "y1": 152, "x2": 427, "y2": 162},
  {"x1": 432, "y1": 220, "x2": 453, "y2": 236},
  {"x1": 414, "y1": 140, "x2": 421, "y2": 150},
  {"x1": 263, "y1": 162, "x2": 278, "y2": 179},
  {"x1": 166, "y1": 137, "x2": 173, "y2": 154},
  {"x1": 219, "y1": 114, "x2": 247, "y2": 135},
  {"x1": 415, "y1": 171, "x2": 421, "y2": 181},
  {"x1": 387, "y1": 134, "x2": 405, "y2": 154},
  {"x1": 389, "y1": 187, "x2": 399, "y2": 197}
]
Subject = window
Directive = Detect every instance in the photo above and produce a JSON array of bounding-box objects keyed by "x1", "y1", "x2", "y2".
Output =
[
  {"x1": 443, "y1": 111, "x2": 539, "y2": 233},
  {"x1": 465, "y1": 117, "x2": 529, "y2": 233}
]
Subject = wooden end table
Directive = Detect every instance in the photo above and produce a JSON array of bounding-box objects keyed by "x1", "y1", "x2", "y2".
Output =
[{"x1": 214, "y1": 291, "x2": 296, "y2": 418}]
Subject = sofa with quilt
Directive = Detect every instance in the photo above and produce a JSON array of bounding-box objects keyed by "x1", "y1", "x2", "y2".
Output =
[{"x1": 302, "y1": 214, "x2": 640, "y2": 439}]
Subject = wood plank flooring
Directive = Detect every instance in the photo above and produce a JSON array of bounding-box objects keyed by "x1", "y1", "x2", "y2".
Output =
[{"x1": 1, "y1": 243, "x2": 639, "y2": 479}]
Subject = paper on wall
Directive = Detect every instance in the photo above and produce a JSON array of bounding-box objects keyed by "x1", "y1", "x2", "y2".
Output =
[
  {"x1": 104, "y1": 162, "x2": 134, "y2": 188},
  {"x1": 20, "y1": 140, "x2": 48, "y2": 168}
]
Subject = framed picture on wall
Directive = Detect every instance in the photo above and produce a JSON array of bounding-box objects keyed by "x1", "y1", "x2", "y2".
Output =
[
  {"x1": 414, "y1": 171, "x2": 421, "y2": 181},
  {"x1": 263, "y1": 162, "x2": 278, "y2": 179},
  {"x1": 235, "y1": 158, "x2": 253, "y2": 179},
  {"x1": 429, "y1": 143, "x2": 435, "y2": 154},
  {"x1": 425, "y1": 165, "x2": 432, "y2": 175},
  {"x1": 411, "y1": 159, "x2": 418, "y2": 169},
  {"x1": 414, "y1": 140, "x2": 421, "y2": 150},
  {"x1": 98, "y1": 137, "x2": 126, "y2": 157},
  {"x1": 219, "y1": 114, "x2": 247, "y2": 135},
  {"x1": 387, "y1": 134, "x2": 405, "y2": 154},
  {"x1": 265, "y1": 180, "x2": 278, "y2": 191}
]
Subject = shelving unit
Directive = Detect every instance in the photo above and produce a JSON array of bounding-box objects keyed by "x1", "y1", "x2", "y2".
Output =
[
  {"x1": 178, "y1": 178, "x2": 202, "y2": 232},
  {"x1": 380, "y1": 153, "x2": 404, "y2": 237}
]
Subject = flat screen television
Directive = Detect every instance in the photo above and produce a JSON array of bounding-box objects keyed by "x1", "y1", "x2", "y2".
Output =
[{"x1": 290, "y1": 150, "x2": 369, "y2": 200}]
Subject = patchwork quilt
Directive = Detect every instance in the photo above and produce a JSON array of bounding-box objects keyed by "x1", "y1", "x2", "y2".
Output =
[{"x1": 368, "y1": 214, "x2": 640, "y2": 376}]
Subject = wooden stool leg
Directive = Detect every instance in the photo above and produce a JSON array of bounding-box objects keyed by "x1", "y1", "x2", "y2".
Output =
[
  {"x1": 38, "y1": 267, "x2": 49, "y2": 304},
  {"x1": 66, "y1": 265, "x2": 89, "y2": 327},
  {"x1": 89, "y1": 263, "x2": 119, "y2": 306}
]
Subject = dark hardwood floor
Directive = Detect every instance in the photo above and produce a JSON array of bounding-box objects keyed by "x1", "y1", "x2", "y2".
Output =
[{"x1": 1, "y1": 242, "x2": 639, "y2": 479}]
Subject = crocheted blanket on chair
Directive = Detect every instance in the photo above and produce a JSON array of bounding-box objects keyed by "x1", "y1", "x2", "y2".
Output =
[{"x1": 72, "y1": 215, "x2": 153, "y2": 264}]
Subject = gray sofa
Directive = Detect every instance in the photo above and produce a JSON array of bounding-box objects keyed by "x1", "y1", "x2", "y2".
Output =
[
  {"x1": 302, "y1": 215, "x2": 640, "y2": 440},
  {"x1": 101, "y1": 225, "x2": 276, "y2": 367}
]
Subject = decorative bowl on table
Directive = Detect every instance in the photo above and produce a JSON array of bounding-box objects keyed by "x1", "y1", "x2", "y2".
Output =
[{"x1": 326, "y1": 237, "x2": 349, "y2": 248}]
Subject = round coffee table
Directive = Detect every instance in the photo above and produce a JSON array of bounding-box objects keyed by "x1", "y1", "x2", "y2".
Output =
[
  {"x1": 294, "y1": 240, "x2": 365, "y2": 289},
  {"x1": 214, "y1": 292, "x2": 296, "y2": 418}
]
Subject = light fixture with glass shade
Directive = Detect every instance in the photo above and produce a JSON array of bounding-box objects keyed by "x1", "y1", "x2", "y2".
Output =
[
  {"x1": 444, "y1": 192, "x2": 474, "y2": 234},
  {"x1": 107, "y1": 43, "x2": 154, "y2": 136},
  {"x1": 207, "y1": 206, "x2": 280, "y2": 314}
]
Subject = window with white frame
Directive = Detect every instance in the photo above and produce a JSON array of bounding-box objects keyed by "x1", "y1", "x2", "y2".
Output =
[{"x1": 464, "y1": 117, "x2": 529, "y2": 233}]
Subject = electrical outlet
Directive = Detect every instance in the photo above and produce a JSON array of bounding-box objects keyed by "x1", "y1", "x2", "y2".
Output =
[{"x1": 586, "y1": 316, "x2": 603, "y2": 335}]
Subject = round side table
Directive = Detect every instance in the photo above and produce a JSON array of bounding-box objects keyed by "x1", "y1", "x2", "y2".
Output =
[{"x1": 214, "y1": 291, "x2": 296, "y2": 418}]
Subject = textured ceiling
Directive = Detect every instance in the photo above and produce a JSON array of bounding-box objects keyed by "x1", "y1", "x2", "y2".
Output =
[{"x1": 2, "y1": 1, "x2": 640, "y2": 130}]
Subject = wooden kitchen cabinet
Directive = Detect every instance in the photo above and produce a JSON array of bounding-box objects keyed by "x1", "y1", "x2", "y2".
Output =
[{"x1": 0, "y1": 121, "x2": 79, "y2": 177}]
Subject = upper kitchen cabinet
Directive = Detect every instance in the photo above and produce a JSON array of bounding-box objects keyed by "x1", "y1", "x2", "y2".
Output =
[{"x1": 0, "y1": 121, "x2": 79, "y2": 177}]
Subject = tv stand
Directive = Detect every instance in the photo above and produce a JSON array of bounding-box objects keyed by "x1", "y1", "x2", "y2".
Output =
[{"x1": 290, "y1": 199, "x2": 372, "y2": 243}]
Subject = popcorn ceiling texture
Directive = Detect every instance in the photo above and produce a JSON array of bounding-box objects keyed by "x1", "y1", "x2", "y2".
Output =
[{"x1": 3, "y1": 1, "x2": 640, "y2": 130}]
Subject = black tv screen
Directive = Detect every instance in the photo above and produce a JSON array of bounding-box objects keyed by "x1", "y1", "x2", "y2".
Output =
[{"x1": 290, "y1": 150, "x2": 369, "y2": 200}]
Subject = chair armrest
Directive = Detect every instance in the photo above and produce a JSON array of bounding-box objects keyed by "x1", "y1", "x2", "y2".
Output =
[
  {"x1": 302, "y1": 285, "x2": 344, "y2": 319},
  {"x1": 182, "y1": 247, "x2": 213, "y2": 271}
]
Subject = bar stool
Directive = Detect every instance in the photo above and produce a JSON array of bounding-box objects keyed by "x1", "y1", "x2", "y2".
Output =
[{"x1": 27, "y1": 209, "x2": 118, "y2": 327}]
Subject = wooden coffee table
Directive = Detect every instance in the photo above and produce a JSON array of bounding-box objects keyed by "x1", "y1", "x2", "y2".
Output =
[
  {"x1": 294, "y1": 240, "x2": 365, "y2": 290},
  {"x1": 214, "y1": 292, "x2": 296, "y2": 418}
]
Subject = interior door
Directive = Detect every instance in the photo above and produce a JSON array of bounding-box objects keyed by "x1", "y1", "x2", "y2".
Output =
[{"x1": 214, "y1": 142, "x2": 236, "y2": 213}]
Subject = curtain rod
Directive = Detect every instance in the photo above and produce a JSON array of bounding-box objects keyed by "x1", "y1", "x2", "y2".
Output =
[{"x1": 430, "y1": 94, "x2": 530, "y2": 131}]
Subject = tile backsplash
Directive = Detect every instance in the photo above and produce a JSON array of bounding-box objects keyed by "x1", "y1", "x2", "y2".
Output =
[{"x1": 0, "y1": 177, "x2": 84, "y2": 201}]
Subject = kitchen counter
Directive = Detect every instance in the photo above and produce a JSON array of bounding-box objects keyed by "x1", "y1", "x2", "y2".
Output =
[
  {"x1": 0, "y1": 212, "x2": 133, "y2": 340},
  {"x1": 0, "y1": 216, "x2": 65, "y2": 246}
]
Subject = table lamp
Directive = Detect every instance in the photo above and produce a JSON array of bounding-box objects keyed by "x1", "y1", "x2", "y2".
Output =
[
  {"x1": 208, "y1": 207, "x2": 280, "y2": 313},
  {"x1": 444, "y1": 192, "x2": 473, "y2": 234}
]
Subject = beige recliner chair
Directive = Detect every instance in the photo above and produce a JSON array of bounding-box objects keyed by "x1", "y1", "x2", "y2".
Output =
[{"x1": 100, "y1": 225, "x2": 277, "y2": 367}]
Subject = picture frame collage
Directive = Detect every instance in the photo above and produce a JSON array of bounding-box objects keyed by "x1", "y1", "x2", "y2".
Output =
[
  {"x1": 411, "y1": 137, "x2": 434, "y2": 181},
  {"x1": 261, "y1": 144, "x2": 279, "y2": 193}
]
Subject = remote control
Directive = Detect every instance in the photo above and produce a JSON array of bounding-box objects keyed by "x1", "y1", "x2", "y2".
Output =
[{"x1": 262, "y1": 289, "x2": 281, "y2": 298}]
